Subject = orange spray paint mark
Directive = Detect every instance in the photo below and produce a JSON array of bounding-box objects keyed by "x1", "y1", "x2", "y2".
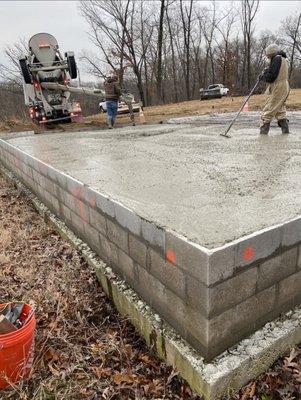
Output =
[
  {"x1": 166, "y1": 249, "x2": 176, "y2": 264},
  {"x1": 72, "y1": 186, "x2": 84, "y2": 199},
  {"x1": 243, "y1": 246, "x2": 255, "y2": 261},
  {"x1": 78, "y1": 200, "x2": 88, "y2": 222}
]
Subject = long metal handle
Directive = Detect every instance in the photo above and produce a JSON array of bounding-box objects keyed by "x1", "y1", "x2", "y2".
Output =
[{"x1": 220, "y1": 79, "x2": 260, "y2": 138}]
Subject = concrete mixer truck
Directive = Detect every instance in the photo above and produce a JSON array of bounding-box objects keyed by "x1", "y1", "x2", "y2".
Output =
[{"x1": 19, "y1": 33, "x2": 136, "y2": 125}]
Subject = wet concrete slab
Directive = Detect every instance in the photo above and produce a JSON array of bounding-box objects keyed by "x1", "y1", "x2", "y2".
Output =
[{"x1": 7, "y1": 117, "x2": 301, "y2": 249}]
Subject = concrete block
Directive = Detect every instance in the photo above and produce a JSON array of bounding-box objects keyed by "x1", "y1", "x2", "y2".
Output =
[
  {"x1": 52, "y1": 182, "x2": 61, "y2": 200},
  {"x1": 18, "y1": 151, "x2": 26, "y2": 163},
  {"x1": 137, "y1": 267, "x2": 206, "y2": 345},
  {"x1": 95, "y1": 191, "x2": 115, "y2": 218},
  {"x1": 99, "y1": 232, "x2": 119, "y2": 267},
  {"x1": 208, "y1": 245, "x2": 235, "y2": 285},
  {"x1": 34, "y1": 183, "x2": 44, "y2": 199},
  {"x1": 235, "y1": 227, "x2": 282, "y2": 268},
  {"x1": 107, "y1": 219, "x2": 128, "y2": 252},
  {"x1": 117, "y1": 248, "x2": 136, "y2": 284},
  {"x1": 74, "y1": 198, "x2": 90, "y2": 223},
  {"x1": 278, "y1": 270, "x2": 301, "y2": 305},
  {"x1": 136, "y1": 262, "x2": 163, "y2": 306},
  {"x1": 83, "y1": 223, "x2": 101, "y2": 254},
  {"x1": 257, "y1": 247, "x2": 298, "y2": 292},
  {"x1": 141, "y1": 219, "x2": 165, "y2": 254},
  {"x1": 46, "y1": 165, "x2": 59, "y2": 183},
  {"x1": 183, "y1": 307, "x2": 209, "y2": 350},
  {"x1": 258, "y1": 255, "x2": 282, "y2": 292},
  {"x1": 113, "y1": 201, "x2": 141, "y2": 236},
  {"x1": 32, "y1": 170, "x2": 42, "y2": 186},
  {"x1": 25, "y1": 154, "x2": 35, "y2": 170},
  {"x1": 165, "y1": 231, "x2": 209, "y2": 283},
  {"x1": 69, "y1": 210, "x2": 85, "y2": 237},
  {"x1": 186, "y1": 275, "x2": 209, "y2": 315},
  {"x1": 26, "y1": 177, "x2": 37, "y2": 193},
  {"x1": 26, "y1": 154, "x2": 37, "y2": 171},
  {"x1": 89, "y1": 207, "x2": 107, "y2": 236},
  {"x1": 199, "y1": 268, "x2": 258, "y2": 317},
  {"x1": 66, "y1": 175, "x2": 85, "y2": 201},
  {"x1": 212, "y1": 267, "x2": 258, "y2": 315},
  {"x1": 149, "y1": 248, "x2": 186, "y2": 300},
  {"x1": 39, "y1": 175, "x2": 55, "y2": 194},
  {"x1": 56, "y1": 171, "x2": 68, "y2": 190},
  {"x1": 37, "y1": 161, "x2": 49, "y2": 177},
  {"x1": 281, "y1": 246, "x2": 299, "y2": 270},
  {"x1": 209, "y1": 286, "x2": 276, "y2": 351},
  {"x1": 61, "y1": 191, "x2": 76, "y2": 213},
  {"x1": 84, "y1": 186, "x2": 97, "y2": 208},
  {"x1": 50, "y1": 196, "x2": 60, "y2": 215},
  {"x1": 298, "y1": 247, "x2": 301, "y2": 270},
  {"x1": 129, "y1": 233, "x2": 147, "y2": 268},
  {"x1": 56, "y1": 186, "x2": 66, "y2": 204},
  {"x1": 282, "y1": 218, "x2": 301, "y2": 247},
  {"x1": 60, "y1": 203, "x2": 71, "y2": 223}
]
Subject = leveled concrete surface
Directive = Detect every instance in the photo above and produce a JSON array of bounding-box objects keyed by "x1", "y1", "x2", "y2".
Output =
[{"x1": 7, "y1": 116, "x2": 301, "y2": 249}]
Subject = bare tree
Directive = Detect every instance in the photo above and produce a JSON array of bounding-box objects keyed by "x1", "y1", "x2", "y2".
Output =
[
  {"x1": 155, "y1": 0, "x2": 166, "y2": 103},
  {"x1": 0, "y1": 39, "x2": 28, "y2": 88},
  {"x1": 280, "y1": 13, "x2": 301, "y2": 78},
  {"x1": 180, "y1": 0, "x2": 194, "y2": 99},
  {"x1": 240, "y1": 0, "x2": 260, "y2": 89},
  {"x1": 214, "y1": 5, "x2": 238, "y2": 85}
]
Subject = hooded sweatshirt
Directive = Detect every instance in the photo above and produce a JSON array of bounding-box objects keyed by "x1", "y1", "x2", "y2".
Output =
[
  {"x1": 262, "y1": 51, "x2": 288, "y2": 83},
  {"x1": 104, "y1": 77, "x2": 121, "y2": 102}
]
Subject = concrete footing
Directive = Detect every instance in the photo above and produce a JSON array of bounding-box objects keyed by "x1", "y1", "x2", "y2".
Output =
[
  {"x1": 1, "y1": 163, "x2": 301, "y2": 400},
  {"x1": 1, "y1": 132, "x2": 301, "y2": 361}
]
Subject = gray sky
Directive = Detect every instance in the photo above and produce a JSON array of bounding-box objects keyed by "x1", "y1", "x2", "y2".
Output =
[{"x1": 0, "y1": 0, "x2": 300, "y2": 81}]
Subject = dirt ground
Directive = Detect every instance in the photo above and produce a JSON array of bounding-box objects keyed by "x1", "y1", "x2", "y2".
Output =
[
  {"x1": 1, "y1": 88, "x2": 301, "y2": 134},
  {"x1": 0, "y1": 173, "x2": 301, "y2": 399}
]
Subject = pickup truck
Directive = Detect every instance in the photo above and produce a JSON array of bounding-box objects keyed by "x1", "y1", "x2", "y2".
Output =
[
  {"x1": 99, "y1": 99, "x2": 140, "y2": 114},
  {"x1": 200, "y1": 84, "x2": 229, "y2": 100}
]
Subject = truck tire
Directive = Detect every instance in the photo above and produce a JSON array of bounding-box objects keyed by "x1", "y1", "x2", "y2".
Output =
[
  {"x1": 67, "y1": 55, "x2": 77, "y2": 79},
  {"x1": 19, "y1": 59, "x2": 32, "y2": 84}
]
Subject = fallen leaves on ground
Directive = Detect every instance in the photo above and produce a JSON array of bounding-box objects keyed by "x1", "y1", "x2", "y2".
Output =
[
  {"x1": 0, "y1": 176, "x2": 201, "y2": 399},
  {"x1": 0, "y1": 176, "x2": 300, "y2": 400}
]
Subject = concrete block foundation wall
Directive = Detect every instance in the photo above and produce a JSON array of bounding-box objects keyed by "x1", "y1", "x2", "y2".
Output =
[{"x1": 1, "y1": 138, "x2": 301, "y2": 361}]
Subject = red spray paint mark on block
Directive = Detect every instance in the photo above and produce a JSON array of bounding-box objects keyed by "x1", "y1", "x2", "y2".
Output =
[
  {"x1": 166, "y1": 249, "x2": 176, "y2": 264},
  {"x1": 243, "y1": 246, "x2": 255, "y2": 262}
]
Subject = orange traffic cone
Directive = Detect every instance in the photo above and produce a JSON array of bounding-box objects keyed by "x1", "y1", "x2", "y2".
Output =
[
  {"x1": 139, "y1": 107, "x2": 146, "y2": 124},
  {"x1": 242, "y1": 101, "x2": 249, "y2": 112}
]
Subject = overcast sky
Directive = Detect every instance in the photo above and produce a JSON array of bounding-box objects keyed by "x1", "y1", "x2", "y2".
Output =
[{"x1": 0, "y1": 0, "x2": 300, "y2": 81}]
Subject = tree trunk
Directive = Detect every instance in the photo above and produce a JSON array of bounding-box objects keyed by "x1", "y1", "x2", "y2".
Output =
[{"x1": 156, "y1": 0, "x2": 165, "y2": 103}]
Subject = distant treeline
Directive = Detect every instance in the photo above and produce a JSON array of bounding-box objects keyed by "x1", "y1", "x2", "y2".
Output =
[
  {"x1": 80, "y1": 0, "x2": 301, "y2": 105},
  {"x1": 0, "y1": 0, "x2": 300, "y2": 120}
]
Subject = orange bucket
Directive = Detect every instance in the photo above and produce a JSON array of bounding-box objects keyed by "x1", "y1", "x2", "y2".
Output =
[{"x1": 0, "y1": 303, "x2": 36, "y2": 389}]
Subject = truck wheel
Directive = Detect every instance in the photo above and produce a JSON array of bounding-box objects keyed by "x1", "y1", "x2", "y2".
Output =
[
  {"x1": 67, "y1": 55, "x2": 77, "y2": 79},
  {"x1": 19, "y1": 59, "x2": 32, "y2": 84}
]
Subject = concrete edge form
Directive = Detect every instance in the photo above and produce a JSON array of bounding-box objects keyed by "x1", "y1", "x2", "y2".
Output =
[
  {"x1": 0, "y1": 130, "x2": 35, "y2": 141},
  {"x1": 1, "y1": 164, "x2": 301, "y2": 400}
]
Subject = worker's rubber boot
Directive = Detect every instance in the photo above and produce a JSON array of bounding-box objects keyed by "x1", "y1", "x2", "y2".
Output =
[
  {"x1": 260, "y1": 123, "x2": 270, "y2": 135},
  {"x1": 278, "y1": 119, "x2": 290, "y2": 134}
]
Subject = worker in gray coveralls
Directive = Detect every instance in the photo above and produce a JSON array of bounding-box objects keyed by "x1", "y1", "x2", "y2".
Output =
[{"x1": 259, "y1": 43, "x2": 290, "y2": 135}]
